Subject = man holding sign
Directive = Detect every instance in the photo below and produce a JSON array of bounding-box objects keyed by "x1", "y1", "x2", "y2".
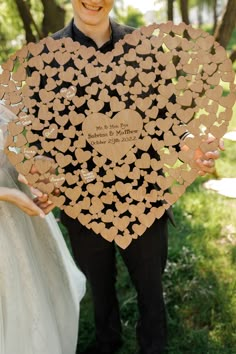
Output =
[{"x1": 33, "y1": 1, "x2": 224, "y2": 353}]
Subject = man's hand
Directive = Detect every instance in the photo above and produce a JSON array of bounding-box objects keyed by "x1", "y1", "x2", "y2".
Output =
[
  {"x1": 181, "y1": 134, "x2": 225, "y2": 176},
  {"x1": 194, "y1": 137, "x2": 224, "y2": 176}
]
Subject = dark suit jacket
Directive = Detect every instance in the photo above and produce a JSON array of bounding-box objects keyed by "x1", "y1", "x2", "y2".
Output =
[{"x1": 52, "y1": 18, "x2": 134, "y2": 42}]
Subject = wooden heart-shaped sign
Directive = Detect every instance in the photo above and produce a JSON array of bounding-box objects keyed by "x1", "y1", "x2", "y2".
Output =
[
  {"x1": 1, "y1": 21, "x2": 235, "y2": 248},
  {"x1": 83, "y1": 110, "x2": 143, "y2": 162}
]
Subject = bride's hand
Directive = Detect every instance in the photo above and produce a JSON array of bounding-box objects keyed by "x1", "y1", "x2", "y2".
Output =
[
  {"x1": 33, "y1": 189, "x2": 60, "y2": 215},
  {"x1": 0, "y1": 187, "x2": 45, "y2": 217}
]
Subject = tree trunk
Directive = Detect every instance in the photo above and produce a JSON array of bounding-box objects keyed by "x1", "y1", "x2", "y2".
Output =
[
  {"x1": 214, "y1": 0, "x2": 236, "y2": 48},
  {"x1": 14, "y1": 0, "x2": 41, "y2": 42},
  {"x1": 41, "y1": 0, "x2": 66, "y2": 36},
  {"x1": 197, "y1": 4, "x2": 203, "y2": 27},
  {"x1": 230, "y1": 49, "x2": 236, "y2": 63},
  {"x1": 180, "y1": 0, "x2": 190, "y2": 25},
  {"x1": 212, "y1": 0, "x2": 218, "y2": 33},
  {"x1": 167, "y1": 0, "x2": 175, "y2": 21}
]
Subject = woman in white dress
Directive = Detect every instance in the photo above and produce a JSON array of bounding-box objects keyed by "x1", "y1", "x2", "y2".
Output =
[{"x1": 0, "y1": 104, "x2": 86, "y2": 354}]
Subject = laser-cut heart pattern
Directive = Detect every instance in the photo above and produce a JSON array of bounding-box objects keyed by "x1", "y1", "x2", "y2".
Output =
[{"x1": 1, "y1": 22, "x2": 235, "y2": 248}]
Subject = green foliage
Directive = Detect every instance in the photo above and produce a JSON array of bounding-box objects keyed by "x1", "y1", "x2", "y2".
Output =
[
  {"x1": 113, "y1": 5, "x2": 145, "y2": 28},
  {"x1": 0, "y1": 0, "x2": 41, "y2": 62},
  {"x1": 189, "y1": 0, "x2": 215, "y2": 9},
  {"x1": 0, "y1": 0, "x2": 23, "y2": 61},
  {"x1": 119, "y1": 6, "x2": 145, "y2": 28},
  {"x1": 28, "y1": 0, "x2": 44, "y2": 28},
  {"x1": 0, "y1": 0, "x2": 66, "y2": 64}
]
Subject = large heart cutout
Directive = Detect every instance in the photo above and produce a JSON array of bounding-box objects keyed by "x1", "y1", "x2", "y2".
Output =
[
  {"x1": 82, "y1": 110, "x2": 143, "y2": 162},
  {"x1": 1, "y1": 22, "x2": 235, "y2": 249}
]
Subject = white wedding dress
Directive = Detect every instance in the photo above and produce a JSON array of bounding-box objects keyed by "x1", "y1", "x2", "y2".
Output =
[{"x1": 0, "y1": 106, "x2": 86, "y2": 354}]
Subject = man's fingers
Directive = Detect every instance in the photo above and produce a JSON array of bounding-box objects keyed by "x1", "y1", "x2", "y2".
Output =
[
  {"x1": 219, "y1": 139, "x2": 225, "y2": 151},
  {"x1": 196, "y1": 159, "x2": 216, "y2": 175},
  {"x1": 206, "y1": 135, "x2": 224, "y2": 150},
  {"x1": 197, "y1": 167, "x2": 215, "y2": 176},
  {"x1": 205, "y1": 150, "x2": 220, "y2": 160},
  {"x1": 202, "y1": 159, "x2": 214, "y2": 167}
]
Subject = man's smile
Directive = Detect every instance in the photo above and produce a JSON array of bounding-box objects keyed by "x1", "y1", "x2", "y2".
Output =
[{"x1": 82, "y1": 2, "x2": 102, "y2": 11}]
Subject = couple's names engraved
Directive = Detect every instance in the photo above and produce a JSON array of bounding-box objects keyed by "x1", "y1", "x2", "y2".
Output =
[{"x1": 88, "y1": 122, "x2": 139, "y2": 146}]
